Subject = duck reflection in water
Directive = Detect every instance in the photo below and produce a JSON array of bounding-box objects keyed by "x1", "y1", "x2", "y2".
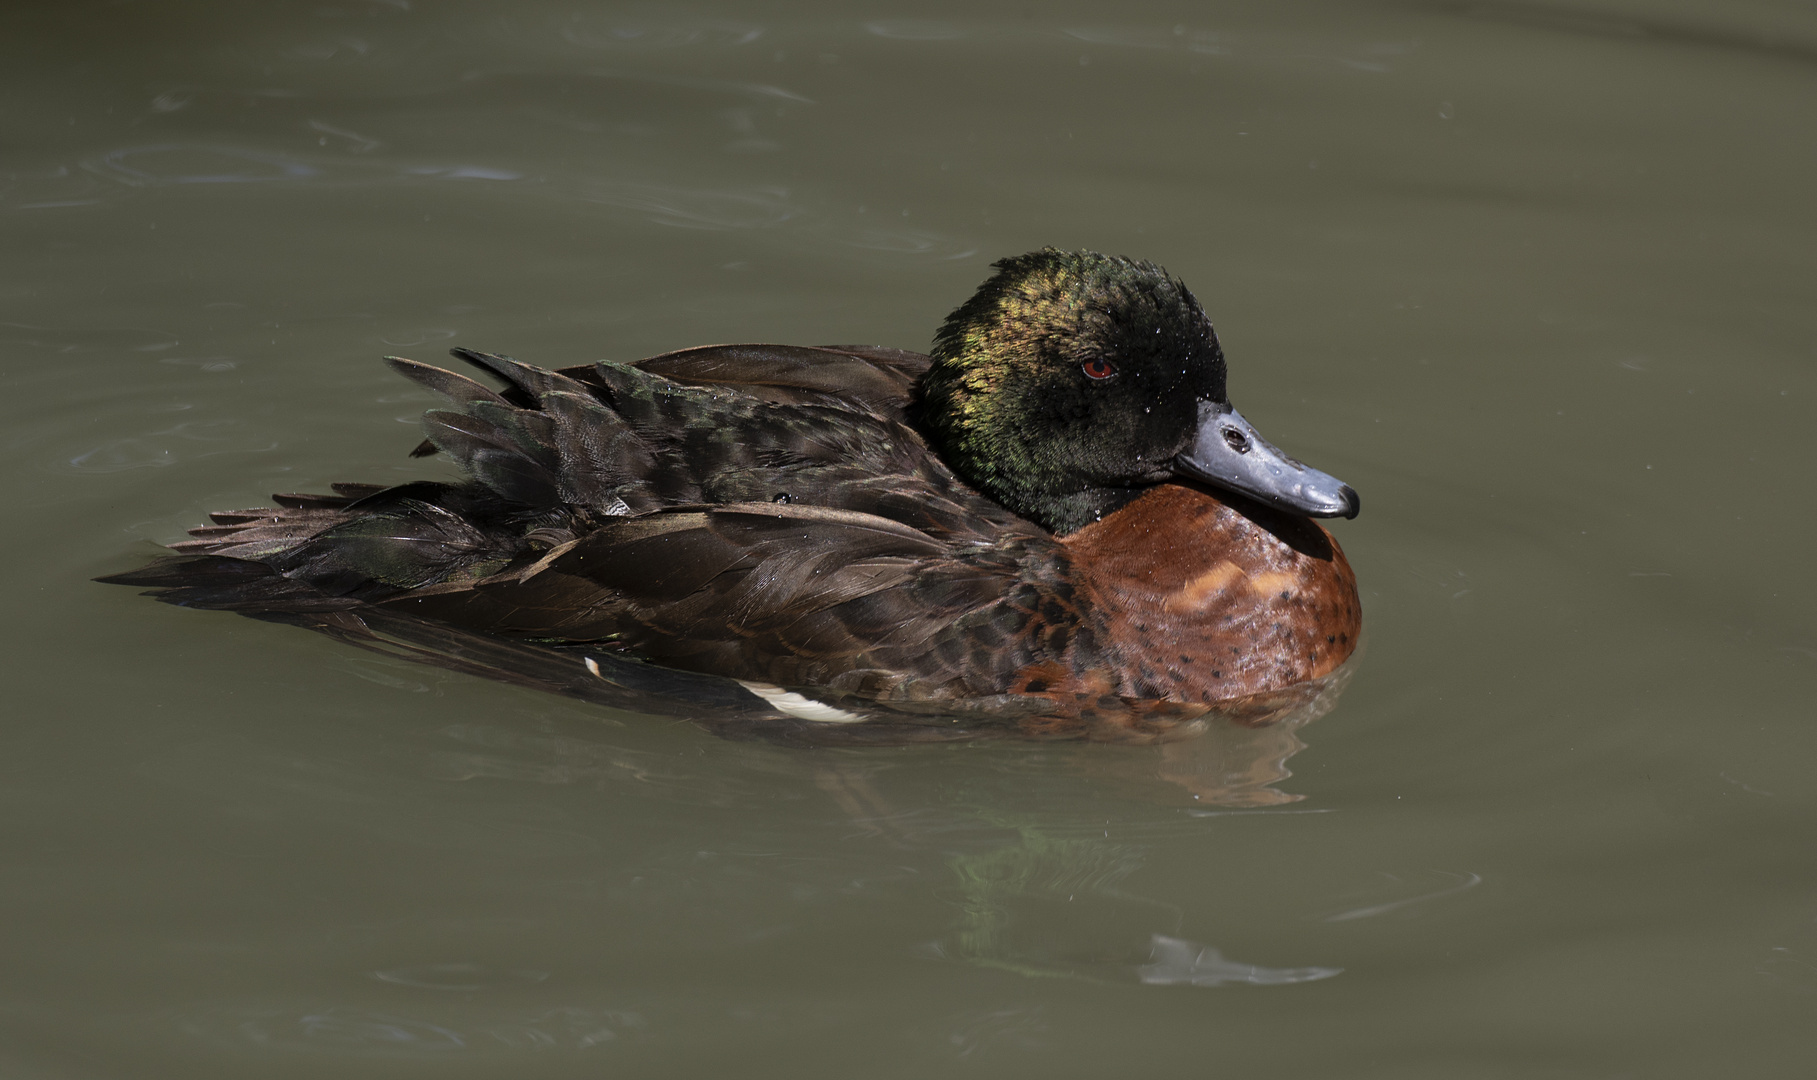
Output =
[
  {"x1": 426, "y1": 678, "x2": 1348, "y2": 990},
  {"x1": 102, "y1": 249, "x2": 1362, "y2": 747},
  {"x1": 808, "y1": 681, "x2": 1349, "y2": 985}
]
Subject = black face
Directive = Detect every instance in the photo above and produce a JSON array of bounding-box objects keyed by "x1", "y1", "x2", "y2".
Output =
[{"x1": 1015, "y1": 272, "x2": 1228, "y2": 489}]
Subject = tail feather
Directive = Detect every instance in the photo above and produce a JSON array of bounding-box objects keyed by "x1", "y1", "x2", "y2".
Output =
[
  {"x1": 170, "y1": 503, "x2": 358, "y2": 559},
  {"x1": 384, "y1": 355, "x2": 508, "y2": 408},
  {"x1": 449, "y1": 347, "x2": 577, "y2": 403},
  {"x1": 96, "y1": 554, "x2": 359, "y2": 613},
  {"x1": 418, "y1": 355, "x2": 665, "y2": 517},
  {"x1": 272, "y1": 491, "x2": 363, "y2": 511},
  {"x1": 332, "y1": 482, "x2": 390, "y2": 500}
]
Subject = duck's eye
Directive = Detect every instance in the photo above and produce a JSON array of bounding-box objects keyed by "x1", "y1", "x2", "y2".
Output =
[{"x1": 1081, "y1": 358, "x2": 1117, "y2": 381}]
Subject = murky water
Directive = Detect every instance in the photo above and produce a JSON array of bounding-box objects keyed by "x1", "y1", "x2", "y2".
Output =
[{"x1": 6, "y1": 0, "x2": 1816, "y2": 1075}]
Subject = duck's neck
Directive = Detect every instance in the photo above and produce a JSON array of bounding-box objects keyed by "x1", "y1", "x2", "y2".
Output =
[
  {"x1": 1028, "y1": 486, "x2": 1151, "y2": 535},
  {"x1": 908, "y1": 396, "x2": 1147, "y2": 536}
]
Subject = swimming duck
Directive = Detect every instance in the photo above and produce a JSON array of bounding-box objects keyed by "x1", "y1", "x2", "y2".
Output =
[{"x1": 102, "y1": 250, "x2": 1361, "y2": 742}]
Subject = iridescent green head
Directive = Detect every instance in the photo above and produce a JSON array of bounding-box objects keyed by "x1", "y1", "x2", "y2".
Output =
[
  {"x1": 915, "y1": 250, "x2": 1225, "y2": 533},
  {"x1": 914, "y1": 249, "x2": 1358, "y2": 535}
]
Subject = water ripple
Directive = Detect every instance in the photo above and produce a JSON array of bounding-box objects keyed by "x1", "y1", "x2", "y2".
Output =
[
  {"x1": 580, "y1": 182, "x2": 797, "y2": 230},
  {"x1": 243, "y1": 1008, "x2": 467, "y2": 1053},
  {"x1": 865, "y1": 20, "x2": 968, "y2": 41},
  {"x1": 1138, "y1": 934, "x2": 1343, "y2": 987},
  {"x1": 1065, "y1": 26, "x2": 1208, "y2": 50},
  {"x1": 68, "y1": 438, "x2": 175, "y2": 472},
  {"x1": 187, "y1": 1004, "x2": 646, "y2": 1054},
  {"x1": 1319, "y1": 870, "x2": 1484, "y2": 922},
  {"x1": 379, "y1": 327, "x2": 459, "y2": 348},
  {"x1": 841, "y1": 227, "x2": 975, "y2": 258},
  {"x1": 94, "y1": 145, "x2": 321, "y2": 186},
  {"x1": 580, "y1": 70, "x2": 813, "y2": 104},
  {"x1": 405, "y1": 165, "x2": 524, "y2": 181},
  {"x1": 561, "y1": 17, "x2": 764, "y2": 51},
  {"x1": 370, "y1": 962, "x2": 549, "y2": 991}
]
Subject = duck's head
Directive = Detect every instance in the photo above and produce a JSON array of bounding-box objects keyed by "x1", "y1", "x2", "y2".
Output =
[{"x1": 914, "y1": 249, "x2": 1360, "y2": 535}]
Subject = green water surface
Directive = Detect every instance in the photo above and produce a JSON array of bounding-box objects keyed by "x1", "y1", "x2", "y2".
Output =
[{"x1": 3, "y1": 1, "x2": 1815, "y2": 1076}]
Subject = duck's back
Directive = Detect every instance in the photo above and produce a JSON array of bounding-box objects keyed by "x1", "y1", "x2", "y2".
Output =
[{"x1": 625, "y1": 342, "x2": 933, "y2": 413}]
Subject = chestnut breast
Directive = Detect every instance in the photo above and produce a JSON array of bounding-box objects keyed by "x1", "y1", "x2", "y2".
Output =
[{"x1": 1061, "y1": 484, "x2": 1360, "y2": 704}]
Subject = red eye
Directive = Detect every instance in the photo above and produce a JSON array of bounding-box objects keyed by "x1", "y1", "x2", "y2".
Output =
[{"x1": 1081, "y1": 358, "x2": 1116, "y2": 381}]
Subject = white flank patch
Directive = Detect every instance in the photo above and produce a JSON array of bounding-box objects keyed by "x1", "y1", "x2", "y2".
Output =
[
  {"x1": 736, "y1": 681, "x2": 867, "y2": 724},
  {"x1": 584, "y1": 657, "x2": 603, "y2": 678}
]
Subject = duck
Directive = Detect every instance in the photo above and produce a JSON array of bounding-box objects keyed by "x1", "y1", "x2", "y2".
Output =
[{"x1": 101, "y1": 249, "x2": 1361, "y2": 743}]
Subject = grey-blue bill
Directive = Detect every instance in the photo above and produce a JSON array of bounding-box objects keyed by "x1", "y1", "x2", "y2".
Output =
[{"x1": 1174, "y1": 400, "x2": 1359, "y2": 519}]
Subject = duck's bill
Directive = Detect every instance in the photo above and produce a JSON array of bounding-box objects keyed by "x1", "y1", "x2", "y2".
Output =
[{"x1": 1174, "y1": 401, "x2": 1360, "y2": 519}]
